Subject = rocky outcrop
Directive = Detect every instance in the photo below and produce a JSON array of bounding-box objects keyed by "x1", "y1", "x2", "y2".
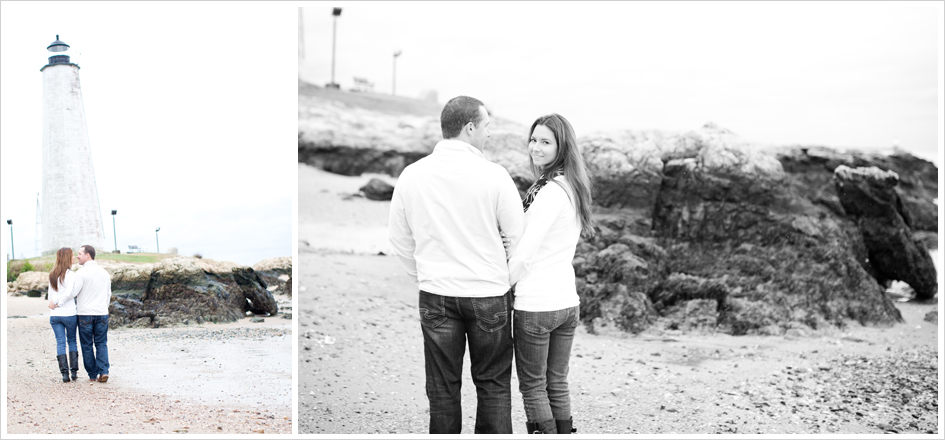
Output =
[
  {"x1": 253, "y1": 257, "x2": 292, "y2": 296},
  {"x1": 833, "y1": 166, "x2": 937, "y2": 300},
  {"x1": 11, "y1": 271, "x2": 49, "y2": 295},
  {"x1": 359, "y1": 179, "x2": 395, "y2": 201},
  {"x1": 110, "y1": 257, "x2": 279, "y2": 328},
  {"x1": 300, "y1": 88, "x2": 937, "y2": 336},
  {"x1": 777, "y1": 147, "x2": 938, "y2": 232}
]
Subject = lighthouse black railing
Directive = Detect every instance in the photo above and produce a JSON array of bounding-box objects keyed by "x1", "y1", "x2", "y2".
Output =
[{"x1": 48, "y1": 55, "x2": 70, "y2": 65}]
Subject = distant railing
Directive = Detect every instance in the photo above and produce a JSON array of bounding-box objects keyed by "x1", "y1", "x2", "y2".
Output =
[{"x1": 352, "y1": 76, "x2": 374, "y2": 93}]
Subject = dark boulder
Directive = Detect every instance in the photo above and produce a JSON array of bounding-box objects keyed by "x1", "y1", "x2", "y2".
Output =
[
  {"x1": 108, "y1": 257, "x2": 281, "y2": 329},
  {"x1": 359, "y1": 178, "x2": 395, "y2": 201},
  {"x1": 833, "y1": 165, "x2": 937, "y2": 300}
]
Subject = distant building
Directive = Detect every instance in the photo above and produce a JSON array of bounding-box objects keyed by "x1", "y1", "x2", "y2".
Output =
[{"x1": 40, "y1": 35, "x2": 107, "y2": 255}]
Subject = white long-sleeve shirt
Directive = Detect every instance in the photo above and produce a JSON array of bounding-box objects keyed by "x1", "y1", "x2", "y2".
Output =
[
  {"x1": 49, "y1": 270, "x2": 78, "y2": 317},
  {"x1": 68, "y1": 260, "x2": 112, "y2": 315},
  {"x1": 508, "y1": 176, "x2": 581, "y2": 312},
  {"x1": 389, "y1": 139, "x2": 525, "y2": 297}
]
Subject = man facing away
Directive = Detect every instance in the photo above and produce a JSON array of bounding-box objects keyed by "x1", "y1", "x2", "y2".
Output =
[
  {"x1": 52, "y1": 245, "x2": 112, "y2": 382},
  {"x1": 389, "y1": 95, "x2": 525, "y2": 434}
]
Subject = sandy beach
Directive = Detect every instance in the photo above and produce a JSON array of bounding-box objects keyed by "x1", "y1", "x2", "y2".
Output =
[
  {"x1": 298, "y1": 163, "x2": 940, "y2": 435},
  {"x1": 5, "y1": 294, "x2": 292, "y2": 434}
]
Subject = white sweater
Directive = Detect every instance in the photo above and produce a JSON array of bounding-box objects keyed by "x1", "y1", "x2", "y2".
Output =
[
  {"x1": 49, "y1": 270, "x2": 78, "y2": 317},
  {"x1": 508, "y1": 176, "x2": 581, "y2": 312},
  {"x1": 389, "y1": 139, "x2": 526, "y2": 297},
  {"x1": 66, "y1": 260, "x2": 112, "y2": 315}
]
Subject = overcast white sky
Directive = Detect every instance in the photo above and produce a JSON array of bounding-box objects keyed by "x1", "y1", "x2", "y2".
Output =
[
  {"x1": 1, "y1": 2, "x2": 296, "y2": 265},
  {"x1": 300, "y1": 1, "x2": 942, "y2": 163}
]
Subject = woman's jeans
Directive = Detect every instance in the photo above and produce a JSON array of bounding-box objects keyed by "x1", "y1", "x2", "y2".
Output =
[
  {"x1": 513, "y1": 306, "x2": 579, "y2": 423},
  {"x1": 419, "y1": 290, "x2": 513, "y2": 434},
  {"x1": 49, "y1": 315, "x2": 78, "y2": 355}
]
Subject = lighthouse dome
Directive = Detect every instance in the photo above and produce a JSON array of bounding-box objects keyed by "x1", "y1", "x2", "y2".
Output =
[{"x1": 44, "y1": 34, "x2": 75, "y2": 68}]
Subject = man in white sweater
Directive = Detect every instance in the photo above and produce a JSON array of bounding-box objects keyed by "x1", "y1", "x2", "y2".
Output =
[
  {"x1": 55, "y1": 245, "x2": 113, "y2": 382},
  {"x1": 389, "y1": 95, "x2": 525, "y2": 433}
]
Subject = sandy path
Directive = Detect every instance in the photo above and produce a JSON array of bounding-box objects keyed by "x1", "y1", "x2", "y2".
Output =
[
  {"x1": 5, "y1": 296, "x2": 292, "y2": 434},
  {"x1": 297, "y1": 164, "x2": 940, "y2": 434}
]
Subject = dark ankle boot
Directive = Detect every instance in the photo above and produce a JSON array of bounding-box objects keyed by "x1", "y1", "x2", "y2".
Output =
[
  {"x1": 555, "y1": 417, "x2": 576, "y2": 434},
  {"x1": 68, "y1": 351, "x2": 79, "y2": 381},
  {"x1": 56, "y1": 354, "x2": 70, "y2": 382},
  {"x1": 525, "y1": 419, "x2": 557, "y2": 434}
]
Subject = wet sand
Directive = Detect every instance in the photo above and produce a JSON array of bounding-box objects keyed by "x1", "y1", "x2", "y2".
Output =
[{"x1": 5, "y1": 295, "x2": 292, "y2": 434}]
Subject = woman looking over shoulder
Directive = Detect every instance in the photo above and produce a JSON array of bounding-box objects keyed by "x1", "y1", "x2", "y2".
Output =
[
  {"x1": 47, "y1": 247, "x2": 79, "y2": 383},
  {"x1": 507, "y1": 113, "x2": 593, "y2": 434}
]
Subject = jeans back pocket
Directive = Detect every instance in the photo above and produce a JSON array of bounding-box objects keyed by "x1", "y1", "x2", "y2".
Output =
[
  {"x1": 471, "y1": 295, "x2": 508, "y2": 333},
  {"x1": 418, "y1": 291, "x2": 448, "y2": 329}
]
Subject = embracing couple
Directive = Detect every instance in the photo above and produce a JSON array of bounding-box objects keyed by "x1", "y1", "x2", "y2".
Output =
[
  {"x1": 46, "y1": 245, "x2": 112, "y2": 383},
  {"x1": 389, "y1": 95, "x2": 593, "y2": 434}
]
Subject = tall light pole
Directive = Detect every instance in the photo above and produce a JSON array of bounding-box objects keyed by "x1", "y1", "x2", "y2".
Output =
[
  {"x1": 329, "y1": 7, "x2": 342, "y2": 89},
  {"x1": 392, "y1": 50, "x2": 402, "y2": 96},
  {"x1": 155, "y1": 227, "x2": 160, "y2": 254},
  {"x1": 6, "y1": 219, "x2": 13, "y2": 260},
  {"x1": 298, "y1": 8, "x2": 305, "y2": 60},
  {"x1": 111, "y1": 210, "x2": 117, "y2": 252}
]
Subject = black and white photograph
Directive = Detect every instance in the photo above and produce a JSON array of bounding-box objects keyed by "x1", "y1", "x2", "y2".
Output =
[{"x1": 298, "y1": 1, "x2": 942, "y2": 435}]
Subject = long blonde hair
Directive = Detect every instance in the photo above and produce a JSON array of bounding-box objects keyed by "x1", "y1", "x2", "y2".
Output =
[
  {"x1": 48, "y1": 247, "x2": 73, "y2": 291},
  {"x1": 527, "y1": 114, "x2": 595, "y2": 236}
]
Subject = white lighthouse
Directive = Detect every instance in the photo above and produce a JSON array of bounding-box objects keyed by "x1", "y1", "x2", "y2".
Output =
[{"x1": 40, "y1": 35, "x2": 107, "y2": 255}]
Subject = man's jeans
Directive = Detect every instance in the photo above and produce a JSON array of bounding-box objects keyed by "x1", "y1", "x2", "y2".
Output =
[
  {"x1": 419, "y1": 290, "x2": 513, "y2": 434},
  {"x1": 513, "y1": 306, "x2": 579, "y2": 424},
  {"x1": 78, "y1": 315, "x2": 109, "y2": 379},
  {"x1": 49, "y1": 315, "x2": 78, "y2": 355}
]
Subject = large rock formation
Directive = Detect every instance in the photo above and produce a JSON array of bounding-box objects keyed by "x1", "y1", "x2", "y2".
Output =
[
  {"x1": 110, "y1": 257, "x2": 278, "y2": 328},
  {"x1": 833, "y1": 166, "x2": 937, "y2": 300},
  {"x1": 299, "y1": 85, "x2": 938, "y2": 336},
  {"x1": 253, "y1": 256, "x2": 293, "y2": 296},
  {"x1": 11, "y1": 271, "x2": 50, "y2": 294}
]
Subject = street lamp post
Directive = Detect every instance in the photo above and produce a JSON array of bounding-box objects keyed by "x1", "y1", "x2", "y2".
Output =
[
  {"x1": 392, "y1": 50, "x2": 402, "y2": 96},
  {"x1": 6, "y1": 219, "x2": 12, "y2": 260},
  {"x1": 155, "y1": 227, "x2": 160, "y2": 254},
  {"x1": 329, "y1": 7, "x2": 342, "y2": 89},
  {"x1": 111, "y1": 210, "x2": 117, "y2": 252}
]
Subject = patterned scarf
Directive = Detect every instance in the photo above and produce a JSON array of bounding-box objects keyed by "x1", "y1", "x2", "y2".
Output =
[{"x1": 522, "y1": 168, "x2": 564, "y2": 212}]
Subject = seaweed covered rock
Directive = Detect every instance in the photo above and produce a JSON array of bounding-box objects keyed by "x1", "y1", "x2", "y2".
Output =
[
  {"x1": 359, "y1": 178, "x2": 395, "y2": 201},
  {"x1": 253, "y1": 256, "x2": 293, "y2": 295},
  {"x1": 834, "y1": 165, "x2": 938, "y2": 300},
  {"x1": 108, "y1": 257, "x2": 280, "y2": 329}
]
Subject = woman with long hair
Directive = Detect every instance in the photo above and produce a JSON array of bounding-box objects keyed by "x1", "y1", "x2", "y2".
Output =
[
  {"x1": 506, "y1": 113, "x2": 593, "y2": 434},
  {"x1": 47, "y1": 247, "x2": 79, "y2": 382}
]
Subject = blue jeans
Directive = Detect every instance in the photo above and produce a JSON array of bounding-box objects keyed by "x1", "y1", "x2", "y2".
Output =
[
  {"x1": 419, "y1": 290, "x2": 513, "y2": 434},
  {"x1": 513, "y1": 306, "x2": 579, "y2": 423},
  {"x1": 49, "y1": 315, "x2": 78, "y2": 355},
  {"x1": 78, "y1": 315, "x2": 109, "y2": 379}
]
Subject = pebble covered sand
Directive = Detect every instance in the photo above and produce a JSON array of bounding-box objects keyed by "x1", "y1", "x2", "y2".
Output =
[
  {"x1": 298, "y1": 164, "x2": 941, "y2": 435},
  {"x1": 5, "y1": 295, "x2": 292, "y2": 434}
]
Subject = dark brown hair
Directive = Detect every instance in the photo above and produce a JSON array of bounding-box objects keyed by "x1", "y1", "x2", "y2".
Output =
[
  {"x1": 527, "y1": 114, "x2": 595, "y2": 236},
  {"x1": 440, "y1": 96, "x2": 485, "y2": 139},
  {"x1": 48, "y1": 247, "x2": 73, "y2": 291},
  {"x1": 81, "y1": 245, "x2": 95, "y2": 260}
]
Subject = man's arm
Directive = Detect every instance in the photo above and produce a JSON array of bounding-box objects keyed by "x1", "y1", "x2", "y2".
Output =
[
  {"x1": 496, "y1": 171, "x2": 525, "y2": 278},
  {"x1": 388, "y1": 177, "x2": 418, "y2": 282}
]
